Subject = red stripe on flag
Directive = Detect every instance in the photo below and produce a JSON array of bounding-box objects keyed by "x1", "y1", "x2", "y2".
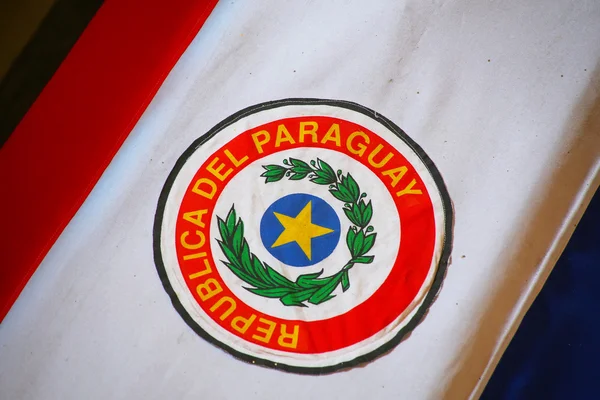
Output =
[{"x1": 0, "y1": 0, "x2": 219, "y2": 321}]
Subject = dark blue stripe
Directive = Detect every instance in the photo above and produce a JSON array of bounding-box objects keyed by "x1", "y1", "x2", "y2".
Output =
[{"x1": 482, "y1": 187, "x2": 600, "y2": 399}]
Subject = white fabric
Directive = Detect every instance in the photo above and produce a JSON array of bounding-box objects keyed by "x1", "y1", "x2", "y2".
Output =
[{"x1": 1, "y1": 0, "x2": 599, "y2": 399}]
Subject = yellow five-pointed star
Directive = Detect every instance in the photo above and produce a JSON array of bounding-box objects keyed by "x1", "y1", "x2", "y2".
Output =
[{"x1": 271, "y1": 201, "x2": 334, "y2": 260}]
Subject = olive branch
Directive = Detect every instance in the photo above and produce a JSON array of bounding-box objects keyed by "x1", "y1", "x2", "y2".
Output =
[{"x1": 215, "y1": 158, "x2": 377, "y2": 307}]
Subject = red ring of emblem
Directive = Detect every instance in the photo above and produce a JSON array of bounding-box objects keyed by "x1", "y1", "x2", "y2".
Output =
[{"x1": 174, "y1": 116, "x2": 435, "y2": 354}]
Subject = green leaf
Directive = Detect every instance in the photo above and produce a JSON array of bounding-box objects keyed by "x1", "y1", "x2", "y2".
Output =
[
  {"x1": 353, "y1": 255, "x2": 374, "y2": 264},
  {"x1": 289, "y1": 171, "x2": 309, "y2": 180},
  {"x1": 261, "y1": 165, "x2": 287, "y2": 183},
  {"x1": 361, "y1": 200, "x2": 373, "y2": 227},
  {"x1": 261, "y1": 168, "x2": 285, "y2": 177},
  {"x1": 238, "y1": 242, "x2": 255, "y2": 272},
  {"x1": 217, "y1": 241, "x2": 242, "y2": 269},
  {"x1": 359, "y1": 233, "x2": 377, "y2": 256},
  {"x1": 317, "y1": 159, "x2": 336, "y2": 181},
  {"x1": 346, "y1": 228, "x2": 356, "y2": 254},
  {"x1": 247, "y1": 287, "x2": 294, "y2": 298},
  {"x1": 223, "y1": 262, "x2": 269, "y2": 289},
  {"x1": 352, "y1": 205, "x2": 363, "y2": 226},
  {"x1": 330, "y1": 187, "x2": 354, "y2": 203},
  {"x1": 345, "y1": 173, "x2": 360, "y2": 201},
  {"x1": 217, "y1": 217, "x2": 228, "y2": 241},
  {"x1": 231, "y1": 220, "x2": 244, "y2": 255},
  {"x1": 291, "y1": 165, "x2": 312, "y2": 174},
  {"x1": 249, "y1": 254, "x2": 273, "y2": 284},
  {"x1": 265, "y1": 264, "x2": 296, "y2": 288},
  {"x1": 297, "y1": 270, "x2": 324, "y2": 280},
  {"x1": 290, "y1": 158, "x2": 311, "y2": 170},
  {"x1": 343, "y1": 206, "x2": 362, "y2": 227},
  {"x1": 310, "y1": 172, "x2": 334, "y2": 185},
  {"x1": 341, "y1": 271, "x2": 350, "y2": 292},
  {"x1": 308, "y1": 277, "x2": 340, "y2": 304},
  {"x1": 296, "y1": 270, "x2": 326, "y2": 288},
  {"x1": 339, "y1": 183, "x2": 355, "y2": 202},
  {"x1": 339, "y1": 173, "x2": 347, "y2": 186},
  {"x1": 263, "y1": 164, "x2": 283, "y2": 172},
  {"x1": 240, "y1": 242, "x2": 254, "y2": 272},
  {"x1": 280, "y1": 289, "x2": 315, "y2": 307},
  {"x1": 351, "y1": 229, "x2": 365, "y2": 258},
  {"x1": 225, "y1": 207, "x2": 237, "y2": 236}
]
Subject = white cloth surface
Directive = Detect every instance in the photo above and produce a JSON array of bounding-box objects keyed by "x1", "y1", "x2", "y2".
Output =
[{"x1": 1, "y1": 0, "x2": 599, "y2": 399}]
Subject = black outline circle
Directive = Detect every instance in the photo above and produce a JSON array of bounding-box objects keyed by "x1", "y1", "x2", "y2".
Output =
[{"x1": 153, "y1": 98, "x2": 454, "y2": 375}]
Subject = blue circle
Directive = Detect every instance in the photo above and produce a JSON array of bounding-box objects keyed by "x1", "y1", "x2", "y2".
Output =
[{"x1": 260, "y1": 193, "x2": 341, "y2": 267}]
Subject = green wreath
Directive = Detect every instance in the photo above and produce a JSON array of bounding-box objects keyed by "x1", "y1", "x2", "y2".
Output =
[{"x1": 215, "y1": 158, "x2": 377, "y2": 307}]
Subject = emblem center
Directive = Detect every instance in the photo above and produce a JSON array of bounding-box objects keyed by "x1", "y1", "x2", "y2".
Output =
[{"x1": 260, "y1": 193, "x2": 341, "y2": 267}]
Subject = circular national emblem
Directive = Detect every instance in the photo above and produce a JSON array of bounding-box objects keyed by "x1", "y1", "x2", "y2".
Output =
[{"x1": 154, "y1": 99, "x2": 453, "y2": 373}]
